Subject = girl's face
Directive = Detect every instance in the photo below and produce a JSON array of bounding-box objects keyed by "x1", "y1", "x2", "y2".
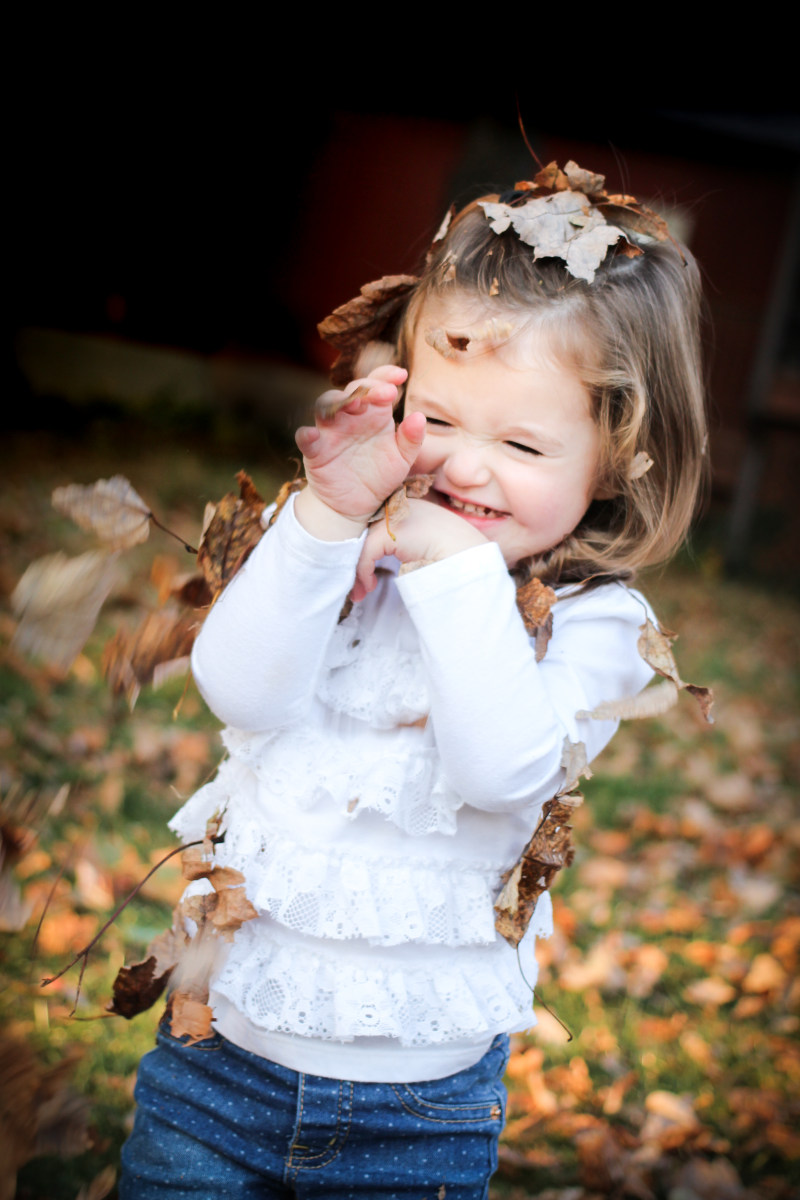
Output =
[{"x1": 406, "y1": 306, "x2": 603, "y2": 568}]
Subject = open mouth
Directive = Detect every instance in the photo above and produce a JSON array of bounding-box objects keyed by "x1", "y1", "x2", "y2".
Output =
[{"x1": 438, "y1": 492, "x2": 506, "y2": 520}]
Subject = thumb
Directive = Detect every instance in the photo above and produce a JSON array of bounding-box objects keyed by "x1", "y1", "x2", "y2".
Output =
[{"x1": 396, "y1": 412, "x2": 426, "y2": 464}]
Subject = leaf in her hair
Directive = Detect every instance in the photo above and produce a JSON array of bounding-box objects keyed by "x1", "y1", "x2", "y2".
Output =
[
  {"x1": 197, "y1": 472, "x2": 266, "y2": 596},
  {"x1": 637, "y1": 619, "x2": 714, "y2": 722},
  {"x1": 599, "y1": 199, "x2": 672, "y2": 245},
  {"x1": 318, "y1": 275, "x2": 418, "y2": 387},
  {"x1": 52, "y1": 475, "x2": 151, "y2": 550},
  {"x1": 515, "y1": 576, "x2": 557, "y2": 636},
  {"x1": 563, "y1": 161, "x2": 607, "y2": 197},
  {"x1": 481, "y1": 192, "x2": 629, "y2": 284},
  {"x1": 494, "y1": 791, "x2": 583, "y2": 947}
]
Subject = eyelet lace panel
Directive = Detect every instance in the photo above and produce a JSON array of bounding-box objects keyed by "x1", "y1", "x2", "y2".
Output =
[
  {"x1": 213, "y1": 920, "x2": 542, "y2": 1045},
  {"x1": 218, "y1": 725, "x2": 463, "y2": 838}
]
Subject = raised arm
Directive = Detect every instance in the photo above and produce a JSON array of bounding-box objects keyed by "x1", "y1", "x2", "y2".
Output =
[{"x1": 396, "y1": 543, "x2": 654, "y2": 813}]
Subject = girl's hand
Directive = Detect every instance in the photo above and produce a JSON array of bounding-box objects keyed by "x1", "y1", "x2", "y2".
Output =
[
  {"x1": 352, "y1": 497, "x2": 488, "y2": 601},
  {"x1": 294, "y1": 366, "x2": 426, "y2": 540}
]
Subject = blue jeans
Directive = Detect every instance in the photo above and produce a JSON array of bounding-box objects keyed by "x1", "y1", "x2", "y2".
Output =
[{"x1": 120, "y1": 1019, "x2": 509, "y2": 1200}]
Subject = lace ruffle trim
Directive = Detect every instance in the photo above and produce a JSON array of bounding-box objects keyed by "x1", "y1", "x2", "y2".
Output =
[
  {"x1": 218, "y1": 819, "x2": 504, "y2": 948},
  {"x1": 218, "y1": 727, "x2": 462, "y2": 838},
  {"x1": 213, "y1": 922, "x2": 541, "y2": 1045}
]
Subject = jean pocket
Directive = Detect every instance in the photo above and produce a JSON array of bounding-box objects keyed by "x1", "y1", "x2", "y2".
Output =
[
  {"x1": 390, "y1": 1081, "x2": 504, "y2": 1126},
  {"x1": 156, "y1": 1009, "x2": 224, "y2": 1051}
]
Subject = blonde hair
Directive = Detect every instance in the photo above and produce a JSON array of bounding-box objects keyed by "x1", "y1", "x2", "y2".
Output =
[{"x1": 397, "y1": 197, "x2": 708, "y2": 588}]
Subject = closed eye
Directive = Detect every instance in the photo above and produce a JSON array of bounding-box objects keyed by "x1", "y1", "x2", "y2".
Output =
[
  {"x1": 425, "y1": 417, "x2": 452, "y2": 428},
  {"x1": 506, "y1": 441, "x2": 542, "y2": 456}
]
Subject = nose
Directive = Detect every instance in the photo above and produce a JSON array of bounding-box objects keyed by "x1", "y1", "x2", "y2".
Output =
[{"x1": 440, "y1": 439, "x2": 493, "y2": 490}]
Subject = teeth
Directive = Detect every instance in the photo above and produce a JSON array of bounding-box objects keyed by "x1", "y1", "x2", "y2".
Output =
[{"x1": 447, "y1": 496, "x2": 501, "y2": 518}]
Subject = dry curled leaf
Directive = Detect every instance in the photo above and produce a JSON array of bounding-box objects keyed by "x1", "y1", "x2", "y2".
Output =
[
  {"x1": 368, "y1": 475, "x2": 434, "y2": 542},
  {"x1": 52, "y1": 475, "x2": 151, "y2": 550},
  {"x1": 638, "y1": 620, "x2": 714, "y2": 723},
  {"x1": 11, "y1": 550, "x2": 120, "y2": 671},
  {"x1": 107, "y1": 926, "x2": 187, "y2": 1019},
  {"x1": 197, "y1": 471, "x2": 266, "y2": 596},
  {"x1": 560, "y1": 737, "x2": 592, "y2": 793},
  {"x1": 577, "y1": 679, "x2": 680, "y2": 722},
  {"x1": 102, "y1": 609, "x2": 199, "y2": 708},
  {"x1": 318, "y1": 275, "x2": 418, "y2": 387},
  {"x1": 515, "y1": 576, "x2": 557, "y2": 637},
  {"x1": 481, "y1": 192, "x2": 632, "y2": 284},
  {"x1": 494, "y1": 791, "x2": 583, "y2": 947}
]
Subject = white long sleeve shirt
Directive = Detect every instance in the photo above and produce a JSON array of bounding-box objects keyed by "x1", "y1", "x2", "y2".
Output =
[{"x1": 169, "y1": 494, "x2": 654, "y2": 1081}]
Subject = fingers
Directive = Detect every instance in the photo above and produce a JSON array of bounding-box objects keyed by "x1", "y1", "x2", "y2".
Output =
[{"x1": 315, "y1": 367, "x2": 408, "y2": 421}]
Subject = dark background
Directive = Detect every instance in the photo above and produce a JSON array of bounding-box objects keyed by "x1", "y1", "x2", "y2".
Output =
[{"x1": 9, "y1": 70, "x2": 800, "y2": 579}]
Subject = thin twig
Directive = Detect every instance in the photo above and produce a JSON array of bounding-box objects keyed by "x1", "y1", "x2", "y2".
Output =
[
  {"x1": 147, "y1": 512, "x2": 198, "y2": 555},
  {"x1": 40, "y1": 839, "x2": 203, "y2": 990}
]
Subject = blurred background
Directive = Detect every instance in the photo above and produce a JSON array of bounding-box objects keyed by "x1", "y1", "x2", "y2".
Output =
[{"x1": 8, "y1": 78, "x2": 800, "y2": 585}]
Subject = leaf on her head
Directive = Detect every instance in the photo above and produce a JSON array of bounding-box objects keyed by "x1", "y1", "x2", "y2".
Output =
[
  {"x1": 197, "y1": 473, "x2": 266, "y2": 596},
  {"x1": 11, "y1": 550, "x2": 120, "y2": 672},
  {"x1": 102, "y1": 609, "x2": 199, "y2": 707},
  {"x1": 515, "y1": 576, "x2": 557, "y2": 636},
  {"x1": 481, "y1": 192, "x2": 628, "y2": 284},
  {"x1": 52, "y1": 475, "x2": 151, "y2": 550},
  {"x1": 563, "y1": 161, "x2": 607, "y2": 197},
  {"x1": 494, "y1": 791, "x2": 583, "y2": 947},
  {"x1": 637, "y1": 620, "x2": 714, "y2": 723},
  {"x1": 318, "y1": 275, "x2": 418, "y2": 387},
  {"x1": 599, "y1": 200, "x2": 672, "y2": 245},
  {"x1": 577, "y1": 679, "x2": 680, "y2": 721},
  {"x1": 532, "y1": 162, "x2": 570, "y2": 192}
]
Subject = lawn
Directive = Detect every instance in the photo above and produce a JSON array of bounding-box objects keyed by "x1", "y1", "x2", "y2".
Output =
[{"x1": 1, "y1": 415, "x2": 798, "y2": 1200}]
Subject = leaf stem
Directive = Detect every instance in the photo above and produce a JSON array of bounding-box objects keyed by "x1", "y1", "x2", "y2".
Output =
[
  {"x1": 147, "y1": 512, "x2": 198, "y2": 555},
  {"x1": 40, "y1": 840, "x2": 204, "y2": 990}
]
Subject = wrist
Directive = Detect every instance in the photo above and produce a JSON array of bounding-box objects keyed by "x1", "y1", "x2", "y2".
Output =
[{"x1": 294, "y1": 486, "x2": 369, "y2": 542}]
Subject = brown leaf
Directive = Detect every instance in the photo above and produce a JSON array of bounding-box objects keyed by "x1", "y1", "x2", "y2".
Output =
[
  {"x1": 52, "y1": 475, "x2": 151, "y2": 550},
  {"x1": 637, "y1": 619, "x2": 714, "y2": 723},
  {"x1": 494, "y1": 791, "x2": 583, "y2": 947},
  {"x1": 515, "y1": 576, "x2": 556, "y2": 637},
  {"x1": 577, "y1": 679, "x2": 679, "y2": 721},
  {"x1": 102, "y1": 609, "x2": 199, "y2": 707},
  {"x1": 172, "y1": 573, "x2": 214, "y2": 608},
  {"x1": 107, "y1": 926, "x2": 186, "y2": 1019},
  {"x1": 368, "y1": 475, "x2": 434, "y2": 542},
  {"x1": 210, "y1": 884, "x2": 258, "y2": 940},
  {"x1": 168, "y1": 992, "x2": 215, "y2": 1044},
  {"x1": 318, "y1": 275, "x2": 418, "y2": 387},
  {"x1": 12, "y1": 550, "x2": 120, "y2": 671},
  {"x1": 560, "y1": 737, "x2": 592, "y2": 793},
  {"x1": 197, "y1": 472, "x2": 266, "y2": 596}
]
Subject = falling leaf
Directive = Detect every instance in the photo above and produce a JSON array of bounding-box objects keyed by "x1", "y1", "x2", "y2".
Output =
[
  {"x1": 102, "y1": 610, "x2": 199, "y2": 708},
  {"x1": 560, "y1": 737, "x2": 592, "y2": 793},
  {"x1": 577, "y1": 679, "x2": 679, "y2": 721},
  {"x1": 11, "y1": 550, "x2": 120, "y2": 671},
  {"x1": 197, "y1": 472, "x2": 266, "y2": 596},
  {"x1": 515, "y1": 576, "x2": 556, "y2": 637},
  {"x1": 318, "y1": 275, "x2": 418, "y2": 387},
  {"x1": 494, "y1": 791, "x2": 583, "y2": 947},
  {"x1": 637, "y1": 620, "x2": 714, "y2": 723},
  {"x1": 107, "y1": 943, "x2": 178, "y2": 1020},
  {"x1": 52, "y1": 475, "x2": 151, "y2": 550}
]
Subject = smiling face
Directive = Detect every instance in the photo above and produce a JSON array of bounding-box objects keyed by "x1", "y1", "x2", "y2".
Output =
[{"x1": 405, "y1": 303, "x2": 604, "y2": 568}]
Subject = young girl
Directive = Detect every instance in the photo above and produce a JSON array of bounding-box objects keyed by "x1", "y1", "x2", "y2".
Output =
[{"x1": 121, "y1": 164, "x2": 707, "y2": 1199}]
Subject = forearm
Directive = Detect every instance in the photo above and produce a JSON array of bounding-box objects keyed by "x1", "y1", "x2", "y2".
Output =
[
  {"x1": 397, "y1": 545, "x2": 653, "y2": 812},
  {"x1": 191, "y1": 496, "x2": 364, "y2": 731}
]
